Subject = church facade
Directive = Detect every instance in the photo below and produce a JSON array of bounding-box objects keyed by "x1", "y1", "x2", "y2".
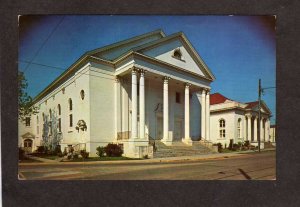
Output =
[
  {"x1": 209, "y1": 93, "x2": 272, "y2": 148},
  {"x1": 18, "y1": 30, "x2": 215, "y2": 158}
]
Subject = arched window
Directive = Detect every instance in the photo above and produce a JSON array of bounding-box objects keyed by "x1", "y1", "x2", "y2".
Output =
[
  {"x1": 49, "y1": 109, "x2": 52, "y2": 119},
  {"x1": 237, "y1": 118, "x2": 242, "y2": 138},
  {"x1": 58, "y1": 104, "x2": 61, "y2": 115},
  {"x1": 42, "y1": 113, "x2": 45, "y2": 121},
  {"x1": 173, "y1": 48, "x2": 182, "y2": 60},
  {"x1": 219, "y1": 119, "x2": 226, "y2": 138},
  {"x1": 37, "y1": 115, "x2": 39, "y2": 124},
  {"x1": 69, "y1": 98, "x2": 72, "y2": 111},
  {"x1": 80, "y1": 90, "x2": 85, "y2": 100}
]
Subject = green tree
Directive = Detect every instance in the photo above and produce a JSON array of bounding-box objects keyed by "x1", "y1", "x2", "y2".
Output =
[{"x1": 18, "y1": 71, "x2": 38, "y2": 121}]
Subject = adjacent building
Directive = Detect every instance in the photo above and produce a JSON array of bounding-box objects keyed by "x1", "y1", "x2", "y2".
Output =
[
  {"x1": 18, "y1": 29, "x2": 215, "y2": 158},
  {"x1": 209, "y1": 93, "x2": 272, "y2": 148}
]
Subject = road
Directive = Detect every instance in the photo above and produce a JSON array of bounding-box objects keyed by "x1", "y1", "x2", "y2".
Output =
[{"x1": 18, "y1": 150, "x2": 275, "y2": 180}]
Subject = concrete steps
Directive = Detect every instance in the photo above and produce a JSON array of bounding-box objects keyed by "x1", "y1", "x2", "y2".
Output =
[{"x1": 153, "y1": 140, "x2": 215, "y2": 158}]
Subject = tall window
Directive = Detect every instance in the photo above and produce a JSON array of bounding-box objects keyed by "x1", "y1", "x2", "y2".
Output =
[
  {"x1": 58, "y1": 104, "x2": 61, "y2": 132},
  {"x1": 219, "y1": 119, "x2": 225, "y2": 138},
  {"x1": 80, "y1": 90, "x2": 85, "y2": 100},
  {"x1": 58, "y1": 118, "x2": 62, "y2": 132},
  {"x1": 237, "y1": 118, "x2": 242, "y2": 138},
  {"x1": 49, "y1": 109, "x2": 52, "y2": 119},
  {"x1": 37, "y1": 115, "x2": 39, "y2": 124},
  {"x1": 69, "y1": 114, "x2": 73, "y2": 127},
  {"x1": 25, "y1": 117, "x2": 31, "y2": 127},
  {"x1": 69, "y1": 98, "x2": 73, "y2": 111},
  {"x1": 58, "y1": 104, "x2": 61, "y2": 115}
]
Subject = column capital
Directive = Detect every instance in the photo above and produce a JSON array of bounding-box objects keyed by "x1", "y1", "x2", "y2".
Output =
[
  {"x1": 139, "y1": 69, "x2": 146, "y2": 76},
  {"x1": 131, "y1": 67, "x2": 138, "y2": 74},
  {"x1": 246, "y1": 114, "x2": 252, "y2": 118},
  {"x1": 115, "y1": 76, "x2": 120, "y2": 83},
  {"x1": 185, "y1": 82, "x2": 191, "y2": 88},
  {"x1": 163, "y1": 76, "x2": 171, "y2": 83}
]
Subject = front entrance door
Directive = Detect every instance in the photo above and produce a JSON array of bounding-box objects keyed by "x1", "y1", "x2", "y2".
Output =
[
  {"x1": 24, "y1": 139, "x2": 33, "y2": 153},
  {"x1": 156, "y1": 116, "x2": 163, "y2": 139},
  {"x1": 174, "y1": 120, "x2": 183, "y2": 141}
]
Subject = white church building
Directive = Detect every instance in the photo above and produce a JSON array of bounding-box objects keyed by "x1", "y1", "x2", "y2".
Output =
[
  {"x1": 209, "y1": 93, "x2": 272, "y2": 148},
  {"x1": 18, "y1": 29, "x2": 216, "y2": 158}
]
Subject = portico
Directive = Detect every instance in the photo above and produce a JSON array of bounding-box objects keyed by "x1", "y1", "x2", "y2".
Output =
[
  {"x1": 246, "y1": 113, "x2": 271, "y2": 143},
  {"x1": 117, "y1": 67, "x2": 211, "y2": 150}
]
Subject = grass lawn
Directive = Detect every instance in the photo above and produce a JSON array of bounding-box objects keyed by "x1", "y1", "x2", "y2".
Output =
[{"x1": 66, "y1": 156, "x2": 142, "y2": 162}]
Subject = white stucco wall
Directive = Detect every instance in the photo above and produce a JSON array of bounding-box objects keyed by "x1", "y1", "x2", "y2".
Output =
[
  {"x1": 88, "y1": 62, "x2": 116, "y2": 155},
  {"x1": 19, "y1": 63, "x2": 92, "y2": 153},
  {"x1": 210, "y1": 111, "x2": 237, "y2": 147}
]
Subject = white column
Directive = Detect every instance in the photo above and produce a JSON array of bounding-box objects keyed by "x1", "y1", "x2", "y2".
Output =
[
  {"x1": 201, "y1": 89, "x2": 206, "y2": 140},
  {"x1": 115, "y1": 77, "x2": 121, "y2": 139},
  {"x1": 244, "y1": 116, "x2": 247, "y2": 141},
  {"x1": 205, "y1": 90, "x2": 210, "y2": 140},
  {"x1": 163, "y1": 77, "x2": 170, "y2": 141},
  {"x1": 260, "y1": 118, "x2": 264, "y2": 142},
  {"x1": 247, "y1": 115, "x2": 251, "y2": 141},
  {"x1": 131, "y1": 69, "x2": 138, "y2": 139},
  {"x1": 139, "y1": 70, "x2": 145, "y2": 139},
  {"x1": 184, "y1": 83, "x2": 191, "y2": 140},
  {"x1": 266, "y1": 119, "x2": 270, "y2": 142},
  {"x1": 254, "y1": 116, "x2": 257, "y2": 142}
]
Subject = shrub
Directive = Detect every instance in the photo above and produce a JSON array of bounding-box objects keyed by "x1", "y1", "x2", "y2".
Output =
[
  {"x1": 37, "y1": 146, "x2": 46, "y2": 153},
  {"x1": 232, "y1": 144, "x2": 239, "y2": 151},
  {"x1": 63, "y1": 148, "x2": 68, "y2": 156},
  {"x1": 244, "y1": 140, "x2": 250, "y2": 147},
  {"x1": 104, "y1": 143, "x2": 123, "y2": 157},
  {"x1": 80, "y1": 150, "x2": 89, "y2": 159},
  {"x1": 19, "y1": 148, "x2": 25, "y2": 160},
  {"x1": 143, "y1": 155, "x2": 149, "y2": 159},
  {"x1": 54, "y1": 145, "x2": 62, "y2": 155},
  {"x1": 96, "y1": 146, "x2": 105, "y2": 157},
  {"x1": 213, "y1": 143, "x2": 223, "y2": 153},
  {"x1": 73, "y1": 154, "x2": 79, "y2": 159}
]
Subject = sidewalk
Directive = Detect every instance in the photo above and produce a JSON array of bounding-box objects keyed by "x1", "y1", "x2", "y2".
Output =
[{"x1": 20, "y1": 148, "x2": 275, "y2": 166}]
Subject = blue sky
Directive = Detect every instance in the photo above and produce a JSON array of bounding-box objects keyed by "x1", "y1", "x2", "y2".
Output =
[{"x1": 19, "y1": 15, "x2": 276, "y2": 123}]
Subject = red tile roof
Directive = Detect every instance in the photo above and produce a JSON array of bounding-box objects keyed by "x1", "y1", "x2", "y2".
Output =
[
  {"x1": 210, "y1": 93, "x2": 231, "y2": 105},
  {"x1": 245, "y1": 101, "x2": 258, "y2": 109}
]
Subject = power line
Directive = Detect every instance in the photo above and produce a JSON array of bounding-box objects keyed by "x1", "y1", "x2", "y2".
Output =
[{"x1": 23, "y1": 16, "x2": 65, "y2": 73}]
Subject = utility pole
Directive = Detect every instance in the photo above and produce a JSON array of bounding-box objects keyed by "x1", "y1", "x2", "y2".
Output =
[{"x1": 258, "y1": 79, "x2": 261, "y2": 153}]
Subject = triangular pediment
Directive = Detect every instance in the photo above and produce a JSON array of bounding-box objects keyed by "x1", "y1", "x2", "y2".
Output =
[
  {"x1": 135, "y1": 33, "x2": 215, "y2": 80},
  {"x1": 246, "y1": 101, "x2": 271, "y2": 115},
  {"x1": 21, "y1": 132, "x2": 35, "y2": 139}
]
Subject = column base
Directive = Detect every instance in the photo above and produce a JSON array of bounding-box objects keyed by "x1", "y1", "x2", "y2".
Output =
[
  {"x1": 182, "y1": 138, "x2": 193, "y2": 146},
  {"x1": 161, "y1": 139, "x2": 173, "y2": 146}
]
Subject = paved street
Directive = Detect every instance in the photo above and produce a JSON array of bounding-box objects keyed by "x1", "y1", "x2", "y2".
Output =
[{"x1": 19, "y1": 150, "x2": 275, "y2": 180}]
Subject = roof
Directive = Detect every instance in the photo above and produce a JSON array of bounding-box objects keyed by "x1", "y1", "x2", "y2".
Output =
[
  {"x1": 245, "y1": 101, "x2": 258, "y2": 109},
  {"x1": 210, "y1": 93, "x2": 272, "y2": 115},
  {"x1": 32, "y1": 29, "x2": 215, "y2": 104},
  {"x1": 210, "y1": 93, "x2": 231, "y2": 105}
]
